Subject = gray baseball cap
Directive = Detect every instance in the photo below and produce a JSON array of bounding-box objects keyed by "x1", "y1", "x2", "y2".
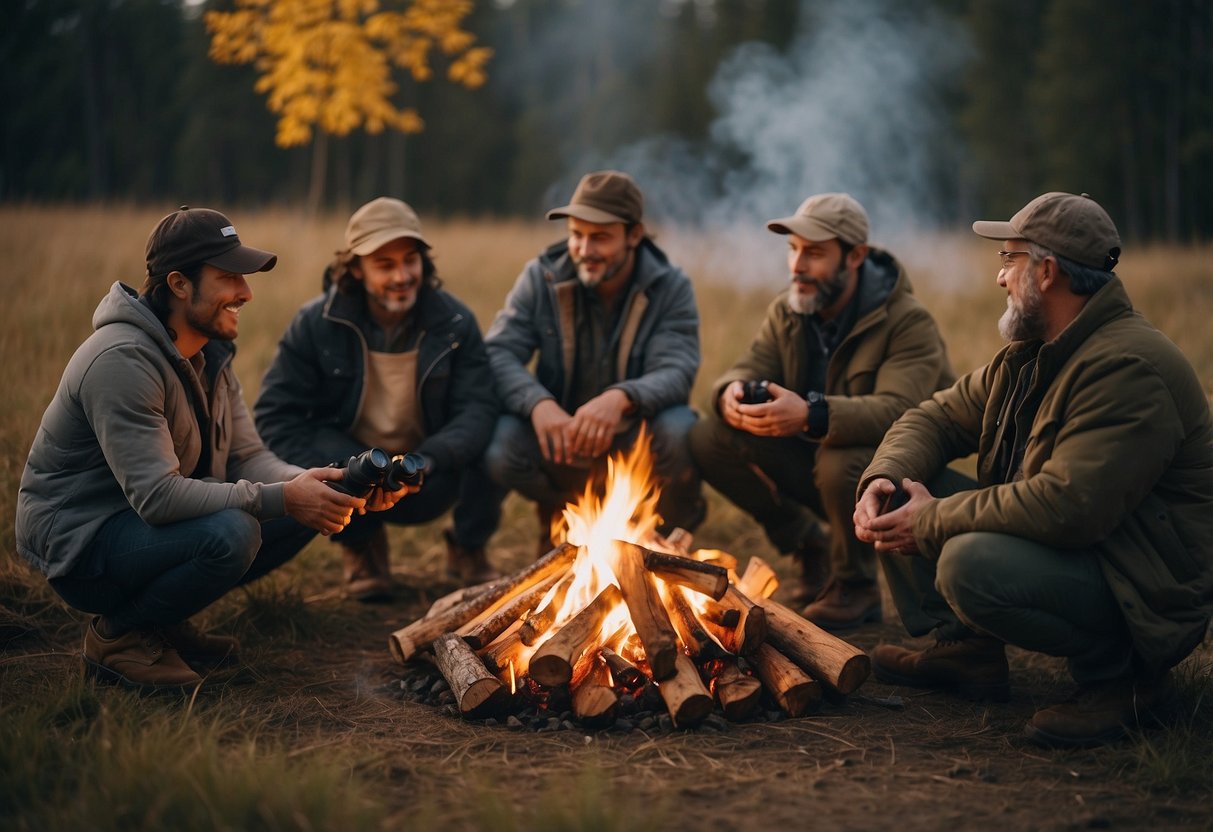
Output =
[{"x1": 973, "y1": 192, "x2": 1121, "y2": 270}]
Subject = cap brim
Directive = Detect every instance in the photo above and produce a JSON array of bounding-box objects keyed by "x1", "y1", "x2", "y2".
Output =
[
  {"x1": 972, "y1": 220, "x2": 1019, "y2": 241},
  {"x1": 766, "y1": 216, "x2": 837, "y2": 241},
  {"x1": 207, "y1": 244, "x2": 278, "y2": 274},
  {"x1": 546, "y1": 205, "x2": 630, "y2": 224},
  {"x1": 350, "y1": 229, "x2": 431, "y2": 257}
]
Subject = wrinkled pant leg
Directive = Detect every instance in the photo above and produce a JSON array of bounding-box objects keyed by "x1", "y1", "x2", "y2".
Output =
[
  {"x1": 813, "y1": 445, "x2": 877, "y2": 582},
  {"x1": 646, "y1": 405, "x2": 704, "y2": 532},
  {"x1": 877, "y1": 467, "x2": 977, "y2": 637},
  {"x1": 937, "y1": 532, "x2": 1133, "y2": 685},
  {"x1": 50, "y1": 508, "x2": 262, "y2": 632},
  {"x1": 483, "y1": 412, "x2": 578, "y2": 508},
  {"x1": 688, "y1": 408, "x2": 821, "y2": 553}
]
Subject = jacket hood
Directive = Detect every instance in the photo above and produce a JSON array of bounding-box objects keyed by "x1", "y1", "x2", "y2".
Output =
[{"x1": 93, "y1": 281, "x2": 179, "y2": 358}]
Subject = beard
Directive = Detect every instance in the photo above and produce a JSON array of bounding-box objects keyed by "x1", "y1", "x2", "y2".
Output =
[
  {"x1": 788, "y1": 261, "x2": 850, "y2": 316},
  {"x1": 998, "y1": 276, "x2": 1046, "y2": 341},
  {"x1": 574, "y1": 247, "x2": 633, "y2": 289},
  {"x1": 185, "y1": 293, "x2": 238, "y2": 342}
]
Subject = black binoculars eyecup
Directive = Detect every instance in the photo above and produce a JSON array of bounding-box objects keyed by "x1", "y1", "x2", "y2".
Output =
[
  {"x1": 383, "y1": 453, "x2": 426, "y2": 491},
  {"x1": 327, "y1": 447, "x2": 391, "y2": 497}
]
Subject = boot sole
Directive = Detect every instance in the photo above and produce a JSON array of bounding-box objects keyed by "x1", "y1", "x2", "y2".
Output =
[
  {"x1": 83, "y1": 654, "x2": 201, "y2": 692},
  {"x1": 872, "y1": 662, "x2": 1010, "y2": 702}
]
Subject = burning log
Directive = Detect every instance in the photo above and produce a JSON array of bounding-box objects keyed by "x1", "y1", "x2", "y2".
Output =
[
  {"x1": 433, "y1": 633, "x2": 511, "y2": 718},
  {"x1": 519, "y1": 571, "x2": 576, "y2": 646},
  {"x1": 661, "y1": 527, "x2": 693, "y2": 555},
  {"x1": 642, "y1": 549, "x2": 728, "y2": 600},
  {"x1": 389, "y1": 542, "x2": 578, "y2": 663},
  {"x1": 655, "y1": 651, "x2": 714, "y2": 727},
  {"x1": 691, "y1": 548, "x2": 738, "y2": 571},
  {"x1": 667, "y1": 586, "x2": 728, "y2": 661},
  {"x1": 704, "y1": 585, "x2": 768, "y2": 655},
  {"x1": 600, "y1": 646, "x2": 644, "y2": 690},
  {"x1": 759, "y1": 598, "x2": 871, "y2": 695},
  {"x1": 614, "y1": 541, "x2": 680, "y2": 680},
  {"x1": 751, "y1": 643, "x2": 822, "y2": 717},
  {"x1": 701, "y1": 605, "x2": 741, "y2": 629},
  {"x1": 571, "y1": 653, "x2": 618, "y2": 728},
  {"x1": 736, "y1": 556, "x2": 779, "y2": 600},
  {"x1": 529, "y1": 584, "x2": 623, "y2": 687},
  {"x1": 481, "y1": 620, "x2": 525, "y2": 678},
  {"x1": 460, "y1": 572, "x2": 563, "y2": 650},
  {"x1": 713, "y1": 662, "x2": 762, "y2": 721},
  {"x1": 424, "y1": 576, "x2": 505, "y2": 620}
]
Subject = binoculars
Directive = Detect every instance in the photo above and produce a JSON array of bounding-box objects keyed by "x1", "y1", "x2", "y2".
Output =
[
  {"x1": 740, "y1": 379, "x2": 772, "y2": 404},
  {"x1": 327, "y1": 448, "x2": 426, "y2": 497}
]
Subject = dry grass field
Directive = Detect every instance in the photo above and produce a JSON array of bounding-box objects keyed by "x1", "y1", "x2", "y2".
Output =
[{"x1": 1, "y1": 204, "x2": 1211, "y2": 830}]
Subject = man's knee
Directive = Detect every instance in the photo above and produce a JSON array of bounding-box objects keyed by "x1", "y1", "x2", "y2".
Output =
[
  {"x1": 936, "y1": 533, "x2": 1012, "y2": 615},
  {"x1": 688, "y1": 407, "x2": 744, "y2": 479},
  {"x1": 648, "y1": 406, "x2": 697, "y2": 473},
  {"x1": 202, "y1": 509, "x2": 262, "y2": 582}
]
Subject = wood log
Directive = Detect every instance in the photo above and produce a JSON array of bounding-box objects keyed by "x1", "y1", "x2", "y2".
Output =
[
  {"x1": 433, "y1": 633, "x2": 511, "y2": 718},
  {"x1": 613, "y1": 541, "x2": 680, "y2": 680},
  {"x1": 759, "y1": 598, "x2": 871, "y2": 695},
  {"x1": 571, "y1": 654, "x2": 619, "y2": 728},
  {"x1": 480, "y1": 619, "x2": 525, "y2": 680},
  {"x1": 668, "y1": 586, "x2": 729, "y2": 661},
  {"x1": 389, "y1": 542, "x2": 578, "y2": 663},
  {"x1": 701, "y1": 604, "x2": 741, "y2": 629},
  {"x1": 690, "y1": 548, "x2": 738, "y2": 571},
  {"x1": 711, "y1": 585, "x2": 768, "y2": 655},
  {"x1": 519, "y1": 571, "x2": 576, "y2": 645},
  {"x1": 528, "y1": 585, "x2": 623, "y2": 687},
  {"x1": 642, "y1": 549, "x2": 728, "y2": 600},
  {"x1": 663, "y1": 527, "x2": 693, "y2": 555},
  {"x1": 599, "y1": 646, "x2": 644, "y2": 690},
  {"x1": 713, "y1": 662, "x2": 762, "y2": 721},
  {"x1": 655, "y1": 651, "x2": 713, "y2": 727},
  {"x1": 736, "y1": 556, "x2": 779, "y2": 600},
  {"x1": 460, "y1": 572, "x2": 562, "y2": 650},
  {"x1": 751, "y1": 643, "x2": 822, "y2": 717}
]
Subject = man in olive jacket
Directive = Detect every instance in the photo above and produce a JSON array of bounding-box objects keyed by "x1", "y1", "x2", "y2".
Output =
[
  {"x1": 690, "y1": 193, "x2": 953, "y2": 630},
  {"x1": 855, "y1": 192, "x2": 1213, "y2": 748}
]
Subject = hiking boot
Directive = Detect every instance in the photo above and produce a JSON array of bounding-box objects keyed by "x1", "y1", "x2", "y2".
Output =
[
  {"x1": 83, "y1": 617, "x2": 201, "y2": 690},
  {"x1": 339, "y1": 526, "x2": 393, "y2": 602},
  {"x1": 786, "y1": 524, "x2": 831, "y2": 606},
  {"x1": 443, "y1": 528, "x2": 501, "y2": 585},
  {"x1": 871, "y1": 635, "x2": 1010, "y2": 701},
  {"x1": 1024, "y1": 675, "x2": 1176, "y2": 748},
  {"x1": 801, "y1": 579, "x2": 882, "y2": 632},
  {"x1": 160, "y1": 619, "x2": 240, "y2": 669}
]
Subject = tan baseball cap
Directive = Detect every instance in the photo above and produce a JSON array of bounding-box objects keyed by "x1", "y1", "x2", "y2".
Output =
[
  {"x1": 546, "y1": 170, "x2": 644, "y2": 225},
  {"x1": 973, "y1": 192, "x2": 1121, "y2": 270},
  {"x1": 767, "y1": 193, "x2": 869, "y2": 246},
  {"x1": 345, "y1": 197, "x2": 430, "y2": 256}
]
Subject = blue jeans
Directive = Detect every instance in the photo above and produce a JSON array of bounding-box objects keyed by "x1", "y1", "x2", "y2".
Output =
[
  {"x1": 49, "y1": 509, "x2": 316, "y2": 633},
  {"x1": 457, "y1": 406, "x2": 704, "y2": 541}
]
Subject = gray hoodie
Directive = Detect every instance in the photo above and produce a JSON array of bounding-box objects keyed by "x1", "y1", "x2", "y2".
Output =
[{"x1": 16, "y1": 282, "x2": 301, "y2": 579}]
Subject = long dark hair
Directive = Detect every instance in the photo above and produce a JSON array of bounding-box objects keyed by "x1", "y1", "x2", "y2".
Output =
[
  {"x1": 322, "y1": 245, "x2": 443, "y2": 295},
  {"x1": 140, "y1": 262, "x2": 204, "y2": 341}
]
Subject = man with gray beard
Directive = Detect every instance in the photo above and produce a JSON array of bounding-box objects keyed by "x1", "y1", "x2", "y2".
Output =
[
  {"x1": 690, "y1": 193, "x2": 953, "y2": 630},
  {"x1": 854, "y1": 192, "x2": 1213, "y2": 747}
]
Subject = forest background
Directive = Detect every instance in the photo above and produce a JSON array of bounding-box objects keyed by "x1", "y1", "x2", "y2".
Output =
[{"x1": 5, "y1": 0, "x2": 1213, "y2": 245}]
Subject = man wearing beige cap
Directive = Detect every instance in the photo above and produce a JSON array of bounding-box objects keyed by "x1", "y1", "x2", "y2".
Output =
[
  {"x1": 855, "y1": 192, "x2": 1213, "y2": 747},
  {"x1": 16, "y1": 206, "x2": 372, "y2": 690},
  {"x1": 690, "y1": 193, "x2": 953, "y2": 631},
  {"x1": 460, "y1": 170, "x2": 703, "y2": 551},
  {"x1": 255, "y1": 197, "x2": 498, "y2": 599}
]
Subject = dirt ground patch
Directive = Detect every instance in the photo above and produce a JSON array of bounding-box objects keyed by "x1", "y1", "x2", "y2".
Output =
[{"x1": 5, "y1": 544, "x2": 1209, "y2": 832}]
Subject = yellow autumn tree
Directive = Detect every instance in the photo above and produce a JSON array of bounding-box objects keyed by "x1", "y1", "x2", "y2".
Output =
[{"x1": 206, "y1": 0, "x2": 491, "y2": 206}]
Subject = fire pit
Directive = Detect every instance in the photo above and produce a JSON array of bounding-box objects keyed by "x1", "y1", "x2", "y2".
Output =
[{"x1": 388, "y1": 432, "x2": 870, "y2": 729}]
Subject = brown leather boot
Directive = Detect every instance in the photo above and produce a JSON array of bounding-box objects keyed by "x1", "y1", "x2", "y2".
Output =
[
  {"x1": 871, "y1": 635, "x2": 1010, "y2": 701},
  {"x1": 801, "y1": 579, "x2": 882, "y2": 632},
  {"x1": 443, "y1": 529, "x2": 501, "y2": 585},
  {"x1": 83, "y1": 618, "x2": 201, "y2": 690},
  {"x1": 160, "y1": 619, "x2": 240, "y2": 669},
  {"x1": 786, "y1": 524, "x2": 831, "y2": 606},
  {"x1": 1024, "y1": 675, "x2": 1176, "y2": 748},
  {"x1": 339, "y1": 526, "x2": 392, "y2": 602}
]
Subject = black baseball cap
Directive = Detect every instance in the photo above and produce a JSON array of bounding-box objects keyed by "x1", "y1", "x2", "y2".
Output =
[{"x1": 146, "y1": 206, "x2": 278, "y2": 276}]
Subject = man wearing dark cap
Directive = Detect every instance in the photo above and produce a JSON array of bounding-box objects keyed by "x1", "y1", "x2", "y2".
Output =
[
  {"x1": 690, "y1": 193, "x2": 954, "y2": 630},
  {"x1": 255, "y1": 197, "x2": 498, "y2": 599},
  {"x1": 15, "y1": 206, "x2": 381, "y2": 691},
  {"x1": 458, "y1": 170, "x2": 703, "y2": 551},
  {"x1": 855, "y1": 192, "x2": 1213, "y2": 747}
]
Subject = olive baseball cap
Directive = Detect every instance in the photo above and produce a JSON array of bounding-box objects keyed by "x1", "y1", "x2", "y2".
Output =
[
  {"x1": 973, "y1": 192, "x2": 1121, "y2": 270},
  {"x1": 767, "y1": 192, "x2": 869, "y2": 246},
  {"x1": 546, "y1": 170, "x2": 644, "y2": 225},
  {"x1": 146, "y1": 206, "x2": 277, "y2": 276},
  {"x1": 346, "y1": 197, "x2": 430, "y2": 256}
]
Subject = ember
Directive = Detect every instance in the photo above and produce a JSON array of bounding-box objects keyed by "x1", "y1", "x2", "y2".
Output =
[{"x1": 388, "y1": 429, "x2": 870, "y2": 729}]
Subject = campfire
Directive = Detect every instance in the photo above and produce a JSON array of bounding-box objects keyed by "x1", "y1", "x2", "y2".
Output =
[{"x1": 389, "y1": 431, "x2": 871, "y2": 729}]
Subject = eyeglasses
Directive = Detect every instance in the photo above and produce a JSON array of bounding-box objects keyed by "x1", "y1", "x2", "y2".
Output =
[{"x1": 998, "y1": 250, "x2": 1032, "y2": 267}]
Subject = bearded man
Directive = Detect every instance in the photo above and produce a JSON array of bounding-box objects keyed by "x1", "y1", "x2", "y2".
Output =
[
  {"x1": 689, "y1": 193, "x2": 954, "y2": 630},
  {"x1": 454, "y1": 170, "x2": 704, "y2": 553},
  {"x1": 854, "y1": 192, "x2": 1213, "y2": 748}
]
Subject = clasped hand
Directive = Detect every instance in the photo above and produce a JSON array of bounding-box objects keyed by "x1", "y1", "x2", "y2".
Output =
[
  {"x1": 853, "y1": 477, "x2": 934, "y2": 555},
  {"x1": 720, "y1": 380, "x2": 809, "y2": 437}
]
